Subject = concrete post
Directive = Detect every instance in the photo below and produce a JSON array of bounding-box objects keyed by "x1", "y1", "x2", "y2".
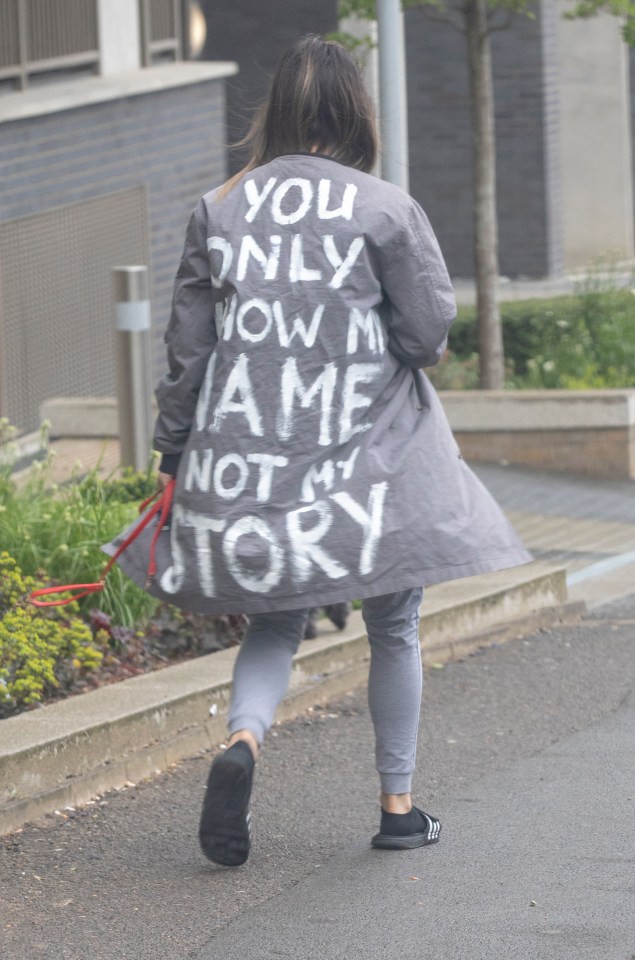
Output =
[
  {"x1": 377, "y1": 0, "x2": 409, "y2": 192},
  {"x1": 558, "y1": 10, "x2": 634, "y2": 268},
  {"x1": 97, "y1": 0, "x2": 142, "y2": 74},
  {"x1": 113, "y1": 266, "x2": 153, "y2": 471}
]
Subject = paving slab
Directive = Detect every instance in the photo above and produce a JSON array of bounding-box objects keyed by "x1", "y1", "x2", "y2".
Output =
[{"x1": 472, "y1": 462, "x2": 635, "y2": 608}]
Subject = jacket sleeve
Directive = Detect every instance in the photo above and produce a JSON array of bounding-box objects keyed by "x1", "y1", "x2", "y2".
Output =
[
  {"x1": 378, "y1": 201, "x2": 456, "y2": 368},
  {"x1": 153, "y1": 198, "x2": 219, "y2": 469}
]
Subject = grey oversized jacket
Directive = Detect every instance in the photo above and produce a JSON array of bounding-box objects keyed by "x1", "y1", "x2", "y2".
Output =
[{"x1": 107, "y1": 154, "x2": 531, "y2": 613}]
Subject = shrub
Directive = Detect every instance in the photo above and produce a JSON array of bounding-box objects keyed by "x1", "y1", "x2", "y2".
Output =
[
  {"x1": 0, "y1": 552, "x2": 104, "y2": 717},
  {"x1": 445, "y1": 279, "x2": 635, "y2": 390},
  {"x1": 425, "y1": 350, "x2": 481, "y2": 390},
  {"x1": 77, "y1": 466, "x2": 156, "y2": 504}
]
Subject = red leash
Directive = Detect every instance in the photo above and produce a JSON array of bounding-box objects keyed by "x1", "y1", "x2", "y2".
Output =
[{"x1": 30, "y1": 479, "x2": 175, "y2": 608}]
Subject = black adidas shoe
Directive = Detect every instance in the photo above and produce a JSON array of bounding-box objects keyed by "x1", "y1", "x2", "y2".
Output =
[
  {"x1": 199, "y1": 741, "x2": 254, "y2": 866},
  {"x1": 371, "y1": 806, "x2": 441, "y2": 850}
]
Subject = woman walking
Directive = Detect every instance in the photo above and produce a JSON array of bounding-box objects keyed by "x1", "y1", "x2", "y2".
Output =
[{"x1": 110, "y1": 35, "x2": 530, "y2": 866}]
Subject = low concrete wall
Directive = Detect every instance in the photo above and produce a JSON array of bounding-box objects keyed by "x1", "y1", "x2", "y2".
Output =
[
  {"x1": 441, "y1": 390, "x2": 635, "y2": 479},
  {"x1": 43, "y1": 390, "x2": 635, "y2": 480},
  {"x1": 41, "y1": 398, "x2": 122, "y2": 438}
]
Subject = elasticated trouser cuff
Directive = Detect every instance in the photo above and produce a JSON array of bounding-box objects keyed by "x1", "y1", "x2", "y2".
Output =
[
  {"x1": 228, "y1": 715, "x2": 267, "y2": 746},
  {"x1": 378, "y1": 773, "x2": 413, "y2": 795}
]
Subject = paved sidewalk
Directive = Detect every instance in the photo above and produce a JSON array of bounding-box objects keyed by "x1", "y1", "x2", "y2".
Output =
[
  {"x1": 452, "y1": 264, "x2": 634, "y2": 305},
  {"x1": 196, "y1": 691, "x2": 635, "y2": 960},
  {"x1": 471, "y1": 463, "x2": 635, "y2": 608},
  {"x1": 1, "y1": 594, "x2": 633, "y2": 960}
]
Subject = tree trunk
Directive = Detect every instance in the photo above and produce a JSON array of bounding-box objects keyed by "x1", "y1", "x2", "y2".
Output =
[{"x1": 465, "y1": 0, "x2": 504, "y2": 389}]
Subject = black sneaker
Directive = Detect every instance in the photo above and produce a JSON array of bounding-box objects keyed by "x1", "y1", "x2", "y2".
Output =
[
  {"x1": 324, "y1": 602, "x2": 351, "y2": 631},
  {"x1": 371, "y1": 806, "x2": 441, "y2": 850},
  {"x1": 198, "y1": 741, "x2": 254, "y2": 866}
]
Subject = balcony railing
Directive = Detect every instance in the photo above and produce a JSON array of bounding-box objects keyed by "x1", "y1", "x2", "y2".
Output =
[
  {"x1": 0, "y1": 0, "x2": 99, "y2": 91},
  {"x1": 139, "y1": 0, "x2": 184, "y2": 66}
]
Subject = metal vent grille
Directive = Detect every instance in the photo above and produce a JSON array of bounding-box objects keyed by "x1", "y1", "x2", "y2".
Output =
[
  {"x1": 147, "y1": 0, "x2": 178, "y2": 41},
  {"x1": 0, "y1": 187, "x2": 149, "y2": 434}
]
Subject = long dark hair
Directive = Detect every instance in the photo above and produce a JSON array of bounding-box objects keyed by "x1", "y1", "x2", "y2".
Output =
[{"x1": 220, "y1": 35, "x2": 377, "y2": 196}]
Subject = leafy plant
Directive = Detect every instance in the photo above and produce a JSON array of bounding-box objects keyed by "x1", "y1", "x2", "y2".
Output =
[
  {"x1": 77, "y1": 465, "x2": 157, "y2": 504},
  {"x1": 0, "y1": 440, "x2": 252, "y2": 717},
  {"x1": 144, "y1": 607, "x2": 247, "y2": 659},
  {"x1": 443, "y1": 280, "x2": 635, "y2": 390},
  {"x1": 0, "y1": 458, "x2": 158, "y2": 625}
]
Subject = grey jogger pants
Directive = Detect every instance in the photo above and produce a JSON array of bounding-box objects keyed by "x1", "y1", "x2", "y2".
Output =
[{"x1": 228, "y1": 587, "x2": 423, "y2": 794}]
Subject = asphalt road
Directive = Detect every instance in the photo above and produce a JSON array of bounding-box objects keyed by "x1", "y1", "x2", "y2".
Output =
[{"x1": 1, "y1": 596, "x2": 634, "y2": 960}]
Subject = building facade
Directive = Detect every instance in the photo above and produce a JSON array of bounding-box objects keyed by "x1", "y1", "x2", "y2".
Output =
[
  {"x1": 0, "y1": 0, "x2": 235, "y2": 435},
  {"x1": 2, "y1": 1, "x2": 632, "y2": 435},
  {"x1": 406, "y1": 0, "x2": 633, "y2": 279},
  {"x1": 199, "y1": 0, "x2": 633, "y2": 281}
]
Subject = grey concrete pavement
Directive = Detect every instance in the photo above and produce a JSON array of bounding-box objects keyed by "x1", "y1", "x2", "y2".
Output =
[
  {"x1": 1, "y1": 596, "x2": 634, "y2": 960},
  {"x1": 195, "y1": 686, "x2": 635, "y2": 960},
  {"x1": 452, "y1": 266, "x2": 635, "y2": 306},
  {"x1": 472, "y1": 462, "x2": 635, "y2": 609}
]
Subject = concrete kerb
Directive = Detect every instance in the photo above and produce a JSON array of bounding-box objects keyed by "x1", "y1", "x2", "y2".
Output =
[{"x1": 0, "y1": 562, "x2": 570, "y2": 836}]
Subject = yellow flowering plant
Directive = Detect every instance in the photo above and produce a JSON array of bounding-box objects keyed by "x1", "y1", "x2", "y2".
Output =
[{"x1": 0, "y1": 552, "x2": 104, "y2": 717}]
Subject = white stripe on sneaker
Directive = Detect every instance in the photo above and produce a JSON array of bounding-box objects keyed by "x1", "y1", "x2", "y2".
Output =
[{"x1": 422, "y1": 813, "x2": 440, "y2": 840}]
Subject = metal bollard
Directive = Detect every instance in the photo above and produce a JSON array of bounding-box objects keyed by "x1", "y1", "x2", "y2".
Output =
[{"x1": 113, "y1": 266, "x2": 154, "y2": 471}]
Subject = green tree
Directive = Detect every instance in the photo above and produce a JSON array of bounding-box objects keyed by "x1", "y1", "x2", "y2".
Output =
[{"x1": 339, "y1": 0, "x2": 635, "y2": 388}]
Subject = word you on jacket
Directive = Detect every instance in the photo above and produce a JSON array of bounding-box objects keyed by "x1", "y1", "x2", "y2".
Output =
[{"x1": 208, "y1": 177, "x2": 364, "y2": 290}]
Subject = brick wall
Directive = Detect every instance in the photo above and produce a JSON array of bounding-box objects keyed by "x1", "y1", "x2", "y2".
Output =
[
  {"x1": 199, "y1": 0, "x2": 565, "y2": 278},
  {"x1": 405, "y1": 2, "x2": 563, "y2": 278},
  {"x1": 200, "y1": 0, "x2": 338, "y2": 175},
  {"x1": 0, "y1": 79, "x2": 227, "y2": 376}
]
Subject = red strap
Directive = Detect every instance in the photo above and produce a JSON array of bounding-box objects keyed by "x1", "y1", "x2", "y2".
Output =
[
  {"x1": 29, "y1": 582, "x2": 109, "y2": 607},
  {"x1": 30, "y1": 480, "x2": 175, "y2": 608},
  {"x1": 145, "y1": 478, "x2": 174, "y2": 588}
]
